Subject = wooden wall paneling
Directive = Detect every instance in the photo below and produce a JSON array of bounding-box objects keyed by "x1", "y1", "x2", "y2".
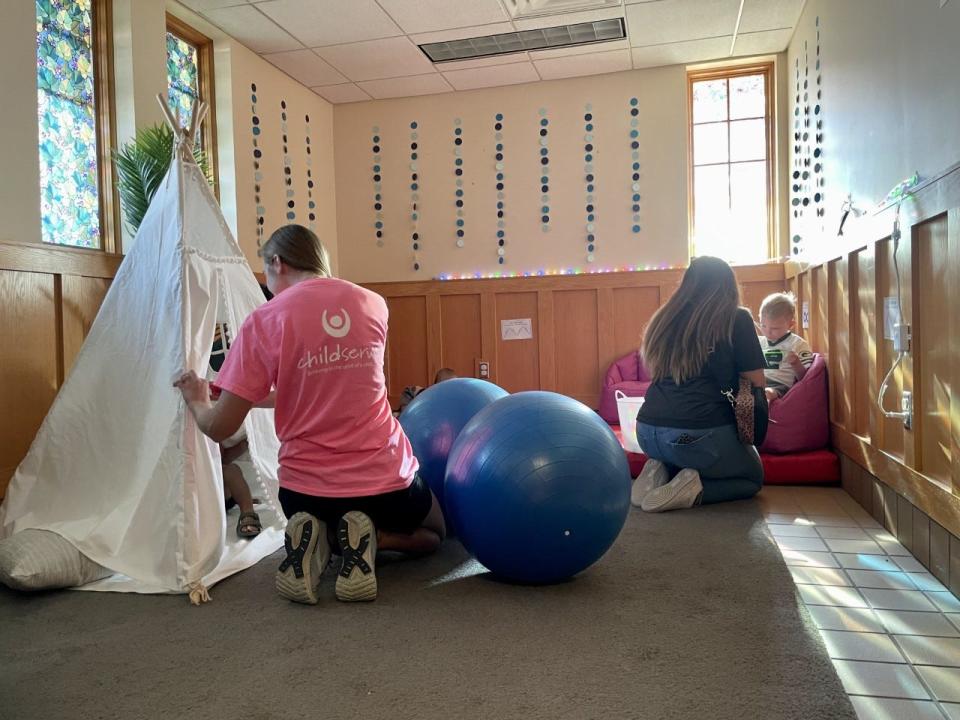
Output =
[
  {"x1": 810, "y1": 264, "x2": 829, "y2": 354},
  {"x1": 553, "y1": 290, "x2": 600, "y2": 407},
  {"x1": 852, "y1": 247, "x2": 876, "y2": 439},
  {"x1": 384, "y1": 296, "x2": 428, "y2": 406},
  {"x1": 494, "y1": 292, "x2": 540, "y2": 393},
  {"x1": 828, "y1": 257, "x2": 852, "y2": 429},
  {"x1": 425, "y1": 294, "x2": 442, "y2": 383},
  {"x1": 915, "y1": 214, "x2": 953, "y2": 490},
  {"x1": 875, "y1": 237, "x2": 906, "y2": 459},
  {"x1": 439, "y1": 293, "x2": 482, "y2": 380},
  {"x1": 537, "y1": 290, "x2": 557, "y2": 392},
  {"x1": 60, "y1": 275, "x2": 112, "y2": 380},
  {"x1": 740, "y1": 280, "x2": 786, "y2": 320},
  {"x1": 610, "y1": 286, "x2": 659, "y2": 364},
  {"x1": 1, "y1": 270, "x2": 60, "y2": 498},
  {"x1": 480, "y1": 292, "x2": 497, "y2": 384},
  {"x1": 951, "y1": 208, "x2": 960, "y2": 498},
  {"x1": 799, "y1": 271, "x2": 811, "y2": 341},
  {"x1": 597, "y1": 288, "x2": 616, "y2": 391}
]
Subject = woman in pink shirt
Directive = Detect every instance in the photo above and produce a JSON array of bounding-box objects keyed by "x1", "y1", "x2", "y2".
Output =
[{"x1": 174, "y1": 225, "x2": 445, "y2": 604}]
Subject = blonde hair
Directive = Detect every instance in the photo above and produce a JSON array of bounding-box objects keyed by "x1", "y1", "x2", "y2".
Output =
[
  {"x1": 259, "y1": 224, "x2": 332, "y2": 277},
  {"x1": 760, "y1": 292, "x2": 797, "y2": 321},
  {"x1": 641, "y1": 256, "x2": 741, "y2": 384}
]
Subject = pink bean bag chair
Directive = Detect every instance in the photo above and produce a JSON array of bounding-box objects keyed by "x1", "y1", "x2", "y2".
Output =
[
  {"x1": 598, "y1": 350, "x2": 651, "y2": 424},
  {"x1": 760, "y1": 353, "x2": 830, "y2": 454}
]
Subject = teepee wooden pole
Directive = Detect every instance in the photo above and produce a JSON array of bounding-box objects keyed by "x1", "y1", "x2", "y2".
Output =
[{"x1": 156, "y1": 93, "x2": 181, "y2": 134}]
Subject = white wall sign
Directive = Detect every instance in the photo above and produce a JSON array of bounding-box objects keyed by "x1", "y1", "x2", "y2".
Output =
[
  {"x1": 501, "y1": 318, "x2": 533, "y2": 341},
  {"x1": 884, "y1": 297, "x2": 901, "y2": 340},
  {"x1": 801, "y1": 301, "x2": 810, "y2": 330}
]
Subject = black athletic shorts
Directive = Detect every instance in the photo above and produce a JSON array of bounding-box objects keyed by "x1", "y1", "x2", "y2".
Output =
[{"x1": 278, "y1": 474, "x2": 433, "y2": 534}]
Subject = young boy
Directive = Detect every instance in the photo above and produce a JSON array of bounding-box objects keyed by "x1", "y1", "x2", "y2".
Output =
[{"x1": 758, "y1": 292, "x2": 814, "y2": 403}]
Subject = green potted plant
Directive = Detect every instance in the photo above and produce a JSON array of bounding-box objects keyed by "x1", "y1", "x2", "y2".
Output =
[{"x1": 112, "y1": 123, "x2": 213, "y2": 233}]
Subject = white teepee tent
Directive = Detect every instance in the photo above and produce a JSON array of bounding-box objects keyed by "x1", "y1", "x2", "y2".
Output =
[{"x1": 0, "y1": 100, "x2": 284, "y2": 601}]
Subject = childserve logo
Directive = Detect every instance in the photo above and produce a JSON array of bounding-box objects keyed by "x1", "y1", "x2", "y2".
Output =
[
  {"x1": 298, "y1": 307, "x2": 380, "y2": 375},
  {"x1": 321, "y1": 308, "x2": 351, "y2": 338}
]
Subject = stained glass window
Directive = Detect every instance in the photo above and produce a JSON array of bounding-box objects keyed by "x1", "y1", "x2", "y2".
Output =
[
  {"x1": 166, "y1": 32, "x2": 199, "y2": 128},
  {"x1": 36, "y1": 0, "x2": 101, "y2": 248},
  {"x1": 690, "y1": 68, "x2": 772, "y2": 264}
]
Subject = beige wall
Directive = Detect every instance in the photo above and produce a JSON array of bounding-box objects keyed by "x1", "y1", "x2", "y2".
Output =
[
  {"x1": 223, "y1": 41, "x2": 338, "y2": 271},
  {"x1": 333, "y1": 66, "x2": 690, "y2": 284},
  {"x1": 788, "y1": 0, "x2": 960, "y2": 258},
  {"x1": 0, "y1": 1, "x2": 43, "y2": 245}
]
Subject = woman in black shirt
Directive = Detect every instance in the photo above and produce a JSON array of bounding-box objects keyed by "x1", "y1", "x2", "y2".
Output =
[{"x1": 633, "y1": 257, "x2": 766, "y2": 512}]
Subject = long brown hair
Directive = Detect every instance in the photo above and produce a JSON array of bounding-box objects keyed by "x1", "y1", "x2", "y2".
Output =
[
  {"x1": 259, "y1": 224, "x2": 332, "y2": 277},
  {"x1": 641, "y1": 256, "x2": 741, "y2": 383}
]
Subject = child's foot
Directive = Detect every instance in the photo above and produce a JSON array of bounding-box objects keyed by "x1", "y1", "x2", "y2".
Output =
[
  {"x1": 631, "y1": 459, "x2": 669, "y2": 507},
  {"x1": 335, "y1": 511, "x2": 378, "y2": 602},
  {"x1": 276, "y1": 513, "x2": 329, "y2": 605},
  {"x1": 640, "y1": 469, "x2": 703, "y2": 513}
]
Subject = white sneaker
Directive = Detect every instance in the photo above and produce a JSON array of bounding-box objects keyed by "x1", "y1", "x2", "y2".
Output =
[
  {"x1": 335, "y1": 511, "x2": 378, "y2": 602},
  {"x1": 276, "y1": 512, "x2": 330, "y2": 605},
  {"x1": 640, "y1": 469, "x2": 703, "y2": 513},
  {"x1": 631, "y1": 459, "x2": 669, "y2": 507}
]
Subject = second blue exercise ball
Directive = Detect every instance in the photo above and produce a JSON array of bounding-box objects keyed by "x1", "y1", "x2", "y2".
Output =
[
  {"x1": 399, "y1": 378, "x2": 508, "y2": 510},
  {"x1": 444, "y1": 391, "x2": 631, "y2": 584}
]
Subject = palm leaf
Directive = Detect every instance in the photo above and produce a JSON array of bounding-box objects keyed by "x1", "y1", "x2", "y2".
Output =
[{"x1": 112, "y1": 123, "x2": 213, "y2": 234}]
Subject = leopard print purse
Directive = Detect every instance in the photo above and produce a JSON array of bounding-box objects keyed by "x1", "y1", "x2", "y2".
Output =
[{"x1": 722, "y1": 376, "x2": 770, "y2": 446}]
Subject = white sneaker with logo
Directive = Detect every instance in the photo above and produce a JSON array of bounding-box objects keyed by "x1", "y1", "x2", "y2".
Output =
[
  {"x1": 640, "y1": 469, "x2": 703, "y2": 513},
  {"x1": 631, "y1": 459, "x2": 669, "y2": 507}
]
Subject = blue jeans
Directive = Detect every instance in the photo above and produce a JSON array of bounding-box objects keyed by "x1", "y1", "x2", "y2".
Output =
[{"x1": 635, "y1": 423, "x2": 764, "y2": 505}]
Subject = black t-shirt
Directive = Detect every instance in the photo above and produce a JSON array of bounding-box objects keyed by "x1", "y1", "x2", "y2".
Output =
[{"x1": 637, "y1": 307, "x2": 765, "y2": 429}]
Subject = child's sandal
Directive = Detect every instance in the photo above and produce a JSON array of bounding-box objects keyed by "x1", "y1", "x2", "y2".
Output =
[{"x1": 237, "y1": 511, "x2": 262, "y2": 538}]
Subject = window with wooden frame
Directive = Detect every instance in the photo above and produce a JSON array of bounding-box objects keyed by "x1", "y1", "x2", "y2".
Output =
[
  {"x1": 688, "y1": 63, "x2": 774, "y2": 265},
  {"x1": 166, "y1": 14, "x2": 218, "y2": 193},
  {"x1": 35, "y1": 0, "x2": 118, "y2": 251}
]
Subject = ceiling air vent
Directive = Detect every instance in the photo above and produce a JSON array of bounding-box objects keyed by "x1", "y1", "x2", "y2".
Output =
[
  {"x1": 503, "y1": 0, "x2": 624, "y2": 19},
  {"x1": 420, "y1": 18, "x2": 626, "y2": 63}
]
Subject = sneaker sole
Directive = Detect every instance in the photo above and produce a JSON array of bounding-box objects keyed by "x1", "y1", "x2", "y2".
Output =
[
  {"x1": 631, "y1": 461, "x2": 668, "y2": 507},
  {"x1": 641, "y1": 471, "x2": 700, "y2": 512},
  {"x1": 336, "y1": 512, "x2": 378, "y2": 602},
  {"x1": 276, "y1": 513, "x2": 328, "y2": 605}
]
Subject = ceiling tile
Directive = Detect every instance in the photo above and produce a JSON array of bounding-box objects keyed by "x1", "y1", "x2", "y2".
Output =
[
  {"x1": 739, "y1": 0, "x2": 805, "y2": 33},
  {"x1": 512, "y1": 6, "x2": 626, "y2": 31},
  {"x1": 442, "y1": 62, "x2": 540, "y2": 91},
  {"x1": 626, "y1": 0, "x2": 740, "y2": 46},
  {"x1": 630, "y1": 35, "x2": 732, "y2": 68},
  {"x1": 177, "y1": 0, "x2": 253, "y2": 11},
  {"x1": 312, "y1": 83, "x2": 373, "y2": 104},
  {"x1": 376, "y1": 0, "x2": 511, "y2": 35},
  {"x1": 202, "y1": 5, "x2": 301, "y2": 53},
  {"x1": 529, "y1": 37, "x2": 629, "y2": 59},
  {"x1": 433, "y1": 52, "x2": 531, "y2": 71},
  {"x1": 534, "y1": 48, "x2": 631, "y2": 79},
  {"x1": 256, "y1": 0, "x2": 402, "y2": 47},
  {"x1": 262, "y1": 49, "x2": 347, "y2": 86},
  {"x1": 357, "y1": 74, "x2": 455, "y2": 99},
  {"x1": 733, "y1": 28, "x2": 794, "y2": 56},
  {"x1": 315, "y1": 37, "x2": 437, "y2": 81},
  {"x1": 410, "y1": 22, "x2": 517, "y2": 45}
]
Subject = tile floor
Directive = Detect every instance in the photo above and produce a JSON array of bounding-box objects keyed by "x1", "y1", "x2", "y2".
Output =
[{"x1": 760, "y1": 486, "x2": 960, "y2": 720}]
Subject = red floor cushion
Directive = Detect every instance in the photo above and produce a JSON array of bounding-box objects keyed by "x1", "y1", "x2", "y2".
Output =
[{"x1": 609, "y1": 425, "x2": 839, "y2": 485}]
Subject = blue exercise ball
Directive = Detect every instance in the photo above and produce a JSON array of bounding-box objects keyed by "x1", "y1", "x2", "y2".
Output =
[
  {"x1": 399, "y1": 378, "x2": 509, "y2": 510},
  {"x1": 444, "y1": 391, "x2": 631, "y2": 583}
]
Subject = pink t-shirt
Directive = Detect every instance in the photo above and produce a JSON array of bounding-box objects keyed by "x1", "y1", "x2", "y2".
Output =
[{"x1": 215, "y1": 277, "x2": 418, "y2": 498}]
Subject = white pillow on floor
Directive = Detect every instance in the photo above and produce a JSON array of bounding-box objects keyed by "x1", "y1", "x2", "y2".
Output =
[{"x1": 0, "y1": 529, "x2": 112, "y2": 591}]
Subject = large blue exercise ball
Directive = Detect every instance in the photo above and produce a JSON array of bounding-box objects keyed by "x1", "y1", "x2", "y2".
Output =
[
  {"x1": 444, "y1": 391, "x2": 631, "y2": 583},
  {"x1": 399, "y1": 378, "x2": 509, "y2": 510}
]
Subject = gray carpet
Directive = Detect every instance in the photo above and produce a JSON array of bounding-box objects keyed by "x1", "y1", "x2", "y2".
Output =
[{"x1": 0, "y1": 501, "x2": 855, "y2": 720}]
